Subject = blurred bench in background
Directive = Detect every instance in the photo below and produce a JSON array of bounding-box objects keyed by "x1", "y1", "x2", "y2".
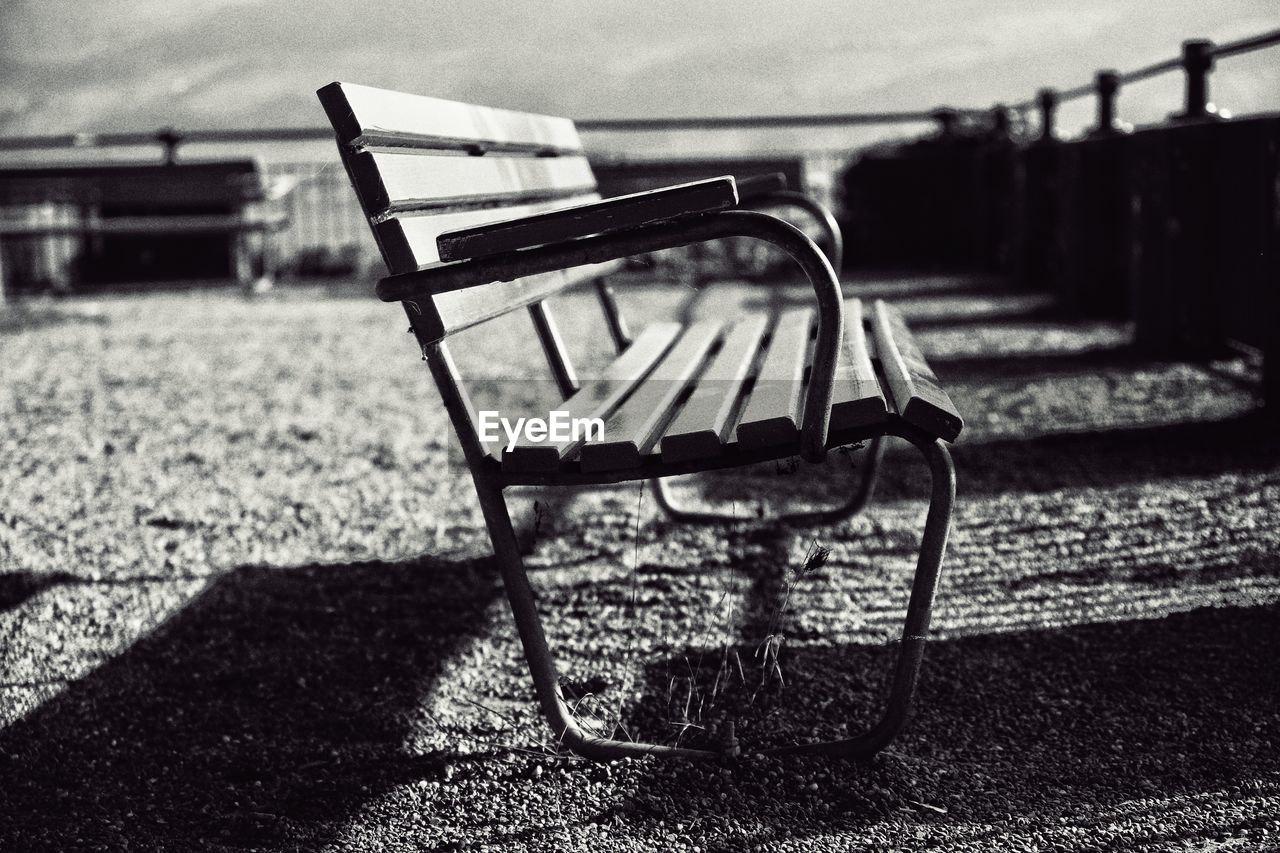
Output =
[{"x1": 0, "y1": 160, "x2": 290, "y2": 294}]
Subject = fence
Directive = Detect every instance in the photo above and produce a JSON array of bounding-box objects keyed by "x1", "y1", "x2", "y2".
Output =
[{"x1": 0, "y1": 27, "x2": 1276, "y2": 296}]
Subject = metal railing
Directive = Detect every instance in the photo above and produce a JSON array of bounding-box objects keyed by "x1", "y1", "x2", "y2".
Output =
[
  {"x1": 1007, "y1": 28, "x2": 1280, "y2": 139},
  {"x1": 0, "y1": 25, "x2": 1277, "y2": 288}
]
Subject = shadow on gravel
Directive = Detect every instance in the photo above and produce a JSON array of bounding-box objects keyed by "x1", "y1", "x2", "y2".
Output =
[
  {"x1": 945, "y1": 412, "x2": 1280, "y2": 496},
  {"x1": 0, "y1": 571, "x2": 79, "y2": 613},
  {"x1": 622, "y1": 602, "x2": 1280, "y2": 849},
  {"x1": 931, "y1": 343, "x2": 1154, "y2": 382},
  {"x1": 0, "y1": 556, "x2": 501, "y2": 850},
  {"x1": 660, "y1": 413, "x2": 1280, "y2": 521}
]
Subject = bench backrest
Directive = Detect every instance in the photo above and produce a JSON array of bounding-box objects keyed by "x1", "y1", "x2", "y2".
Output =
[{"x1": 318, "y1": 82, "x2": 625, "y2": 344}]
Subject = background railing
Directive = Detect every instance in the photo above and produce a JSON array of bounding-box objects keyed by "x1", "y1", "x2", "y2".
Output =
[{"x1": 0, "y1": 27, "x2": 1277, "y2": 287}]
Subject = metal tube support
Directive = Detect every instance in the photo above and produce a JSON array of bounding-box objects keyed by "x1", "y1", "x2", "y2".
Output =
[
  {"x1": 453, "y1": 424, "x2": 951, "y2": 761},
  {"x1": 592, "y1": 279, "x2": 632, "y2": 352},
  {"x1": 763, "y1": 435, "x2": 955, "y2": 758},
  {"x1": 649, "y1": 435, "x2": 885, "y2": 525},
  {"x1": 1037, "y1": 88, "x2": 1058, "y2": 143},
  {"x1": 527, "y1": 301, "x2": 579, "y2": 398},
  {"x1": 1091, "y1": 70, "x2": 1121, "y2": 137},
  {"x1": 741, "y1": 189, "x2": 844, "y2": 275},
  {"x1": 677, "y1": 190, "x2": 845, "y2": 326}
]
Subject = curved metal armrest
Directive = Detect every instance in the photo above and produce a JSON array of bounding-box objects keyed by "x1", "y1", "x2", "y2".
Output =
[
  {"x1": 740, "y1": 189, "x2": 843, "y2": 273},
  {"x1": 376, "y1": 209, "x2": 844, "y2": 462}
]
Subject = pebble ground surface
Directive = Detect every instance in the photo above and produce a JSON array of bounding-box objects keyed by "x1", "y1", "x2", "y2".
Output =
[{"x1": 1, "y1": 274, "x2": 1277, "y2": 851}]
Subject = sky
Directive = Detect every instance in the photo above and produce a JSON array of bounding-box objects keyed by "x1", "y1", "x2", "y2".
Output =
[{"x1": 1, "y1": 1, "x2": 1278, "y2": 155}]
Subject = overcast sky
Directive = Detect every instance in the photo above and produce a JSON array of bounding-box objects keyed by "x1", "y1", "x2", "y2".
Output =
[{"x1": 2, "y1": 0, "x2": 1277, "y2": 145}]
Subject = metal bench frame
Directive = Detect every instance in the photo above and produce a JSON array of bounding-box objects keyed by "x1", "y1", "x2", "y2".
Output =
[
  {"x1": 403, "y1": 210, "x2": 954, "y2": 761},
  {"x1": 320, "y1": 82, "x2": 957, "y2": 761}
]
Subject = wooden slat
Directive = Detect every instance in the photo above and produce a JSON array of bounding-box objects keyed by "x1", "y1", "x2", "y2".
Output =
[
  {"x1": 318, "y1": 82, "x2": 582, "y2": 154},
  {"x1": 407, "y1": 259, "x2": 625, "y2": 343},
  {"x1": 501, "y1": 323, "x2": 682, "y2": 473},
  {"x1": 375, "y1": 194, "x2": 601, "y2": 272},
  {"x1": 346, "y1": 149, "x2": 597, "y2": 219},
  {"x1": 577, "y1": 321, "x2": 724, "y2": 472},
  {"x1": 660, "y1": 315, "x2": 768, "y2": 463},
  {"x1": 830, "y1": 298, "x2": 889, "y2": 431},
  {"x1": 735, "y1": 309, "x2": 814, "y2": 449},
  {"x1": 870, "y1": 300, "x2": 964, "y2": 442},
  {"x1": 437, "y1": 177, "x2": 738, "y2": 261}
]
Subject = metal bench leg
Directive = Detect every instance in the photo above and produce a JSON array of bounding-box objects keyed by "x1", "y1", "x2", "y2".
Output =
[
  {"x1": 763, "y1": 436, "x2": 954, "y2": 758},
  {"x1": 649, "y1": 435, "x2": 886, "y2": 525},
  {"x1": 472, "y1": 470, "x2": 714, "y2": 761},
  {"x1": 471, "y1": 436, "x2": 949, "y2": 762}
]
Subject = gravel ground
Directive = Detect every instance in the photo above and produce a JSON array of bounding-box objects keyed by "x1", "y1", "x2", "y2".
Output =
[{"x1": 1, "y1": 275, "x2": 1277, "y2": 852}]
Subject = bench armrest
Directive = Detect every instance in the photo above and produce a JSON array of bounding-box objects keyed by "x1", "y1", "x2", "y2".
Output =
[
  {"x1": 379, "y1": 209, "x2": 843, "y2": 462},
  {"x1": 436, "y1": 176, "x2": 739, "y2": 262},
  {"x1": 738, "y1": 187, "x2": 843, "y2": 272},
  {"x1": 733, "y1": 172, "x2": 788, "y2": 201}
]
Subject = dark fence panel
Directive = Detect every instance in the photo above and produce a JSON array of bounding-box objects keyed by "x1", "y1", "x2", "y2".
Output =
[{"x1": 839, "y1": 133, "x2": 1016, "y2": 271}]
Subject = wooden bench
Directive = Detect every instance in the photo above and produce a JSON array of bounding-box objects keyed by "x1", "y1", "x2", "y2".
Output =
[
  {"x1": 319, "y1": 81, "x2": 961, "y2": 761},
  {"x1": 0, "y1": 160, "x2": 289, "y2": 294}
]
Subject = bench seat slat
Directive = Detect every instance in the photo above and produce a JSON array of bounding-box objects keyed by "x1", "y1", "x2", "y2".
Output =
[
  {"x1": 408, "y1": 260, "x2": 626, "y2": 344},
  {"x1": 501, "y1": 322, "x2": 682, "y2": 473},
  {"x1": 659, "y1": 315, "x2": 768, "y2": 463},
  {"x1": 577, "y1": 321, "x2": 724, "y2": 473},
  {"x1": 375, "y1": 194, "x2": 601, "y2": 271},
  {"x1": 735, "y1": 308, "x2": 814, "y2": 449},
  {"x1": 830, "y1": 298, "x2": 889, "y2": 431},
  {"x1": 870, "y1": 300, "x2": 963, "y2": 441},
  {"x1": 436, "y1": 178, "x2": 739, "y2": 262},
  {"x1": 318, "y1": 82, "x2": 582, "y2": 154},
  {"x1": 347, "y1": 150, "x2": 597, "y2": 219}
]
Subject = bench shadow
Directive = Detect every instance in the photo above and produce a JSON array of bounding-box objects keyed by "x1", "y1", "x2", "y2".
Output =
[
  {"x1": 0, "y1": 555, "x2": 501, "y2": 850},
  {"x1": 623, "y1": 599, "x2": 1280, "y2": 845},
  {"x1": 675, "y1": 411, "x2": 1279, "y2": 512},
  {"x1": 931, "y1": 343, "x2": 1153, "y2": 382},
  {"x1": 0, "y1": 571, "x2": 79, "y2": 613}
]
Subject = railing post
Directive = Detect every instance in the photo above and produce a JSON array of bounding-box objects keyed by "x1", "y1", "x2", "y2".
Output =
[
  {"x1": 1171, "y1": 39, "x2": 1221, "y2": 122},
  {"x1": 1036, "y1": 88, "x2": 1058, "y2": 143},
  {"x1": 930, "y1": 107, "x2": 958, "y2": 139},
  {"x1": 990, "y1": 104, "x2": 1011, "y2": 139},
  {"x1": 157, "y1": 128, "x2": 183, "y2": 165},
  {"x1": 1090, "y1": 70, "x2": 1121, "y2": 137}
]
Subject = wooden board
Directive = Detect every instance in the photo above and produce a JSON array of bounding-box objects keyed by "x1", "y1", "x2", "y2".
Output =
[
  {"x1": 660, "y1": 315, "x2": 768, "y2": 463},
  {"x1": 735, "y1": 308, "x2": 814, "y2": 449},
  {"x1": 406, "y1": 259, "x2": 625, "y2": 343},
  {"x1": 345, "y1": 149, "x2": 597, "y2": 218},
  {"x1": 375, "y1": 194, "x2": 601, "y2": 272},
  {"x1": 436, "y1": 177, "x2": 739, "y2": 261},
  {"x1": 830, "y1": 298, "x2": 889, "y2": 431},
  {"x1": 500, "y1": 323, "x2": 682, "y2": 473},
  {"x1": 870, "y1": 300, "x2": 963, "y2": 441},
  {"x1": 318, "y1": 82, "x2": 582, "y2": 154},
  {"x1": 577, "y1": 321, "x2": 724, "y2": 472}
]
